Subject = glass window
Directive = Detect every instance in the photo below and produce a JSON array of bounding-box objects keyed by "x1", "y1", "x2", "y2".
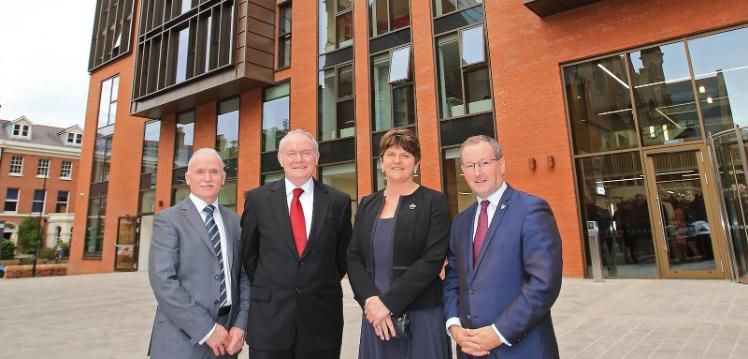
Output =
[
  {"x1": 261, "y1": 171, "x2": 284, "y2": 185},
  {"x1": 263, "y1": 83, "x2": 291, "y2": 152},
  {"x1": 140, "y1": 120, "x2": 161, "y2": 214},
  {"x1": 181, "y1": 0, "x2": 192, "y2": 13},
  {"x1": 89, "y1": 0, "x2": 135, "y2": 71},
  {"x1": 460, "y1": 25, "x2": 484, "y2": 65},
  {"x1": 175, "y1": 27, "x2": 191, "y2": 83},
  {"x1": 174, "y1": 111, "x2": 195, "y2": 169},
  {"x1": 37, "y1": 159, "x2": 50, "y2": 177},
  {"x1": 389, "y1": 46, "x2": 411, "y2": 83},
  {"x1": 278, "y1": 4, "x2": 292, "y2": 68},
  {"x1": 217, "y1": 97, "x2": 240, "y2": 178},
  {"x1": 437, "y1": 26, "x2": 492, "y2": 119},
  {"x1": 576, "y1": 151, "x2": 657, "y2": 278},
  {"x1": 92, "y1": 135, "x2": 114, "y2": 183},
  {"x1": 320, "y1": 162, "x2": 357, "y2": 217},
  {"x1": 9, "y1": 156, "x2": 23, "y2": 175},
  {"x1": 629, "y1": 42, "x2": 701, "y2": 146},
  {"x1": 564, "y1": 54, "x2": 637, "y2": 155},
  {"x1": 32, "y1": 190, "x2": 45, "y2": 213},
  {"x1": 12, "y1": 124, "x2": 20, "y2": 136},
  {"x1": 171, "y1": 185, "x2": 190, "y2": 205},
  {"x1": 218, "y1": 180, "x2": 237, "y2": 210},
  {"x1": 85, "y1": 196, "x2": 107, "y2": 256},
  {"x1": 370, "y1": 0, "x2": 410, "y2": 37},
  {"x1": 372, "y1": 48, "x2": 415, "y2": 132},
  {"x1": 4, "y1": 188, "x2": 19, "y2": 212},
  {"x1": 688, "y1": 27, "x2": 748, "y2": 133},
  {"x1": 60, "y1": 161, "x2": 73, "y2": 179},
  {"x1": 319, "y1": 64, "x2": 355, "y2": 141},
  {"x1": 98, "y1": 76, "x2": 119, "y2": 128},
  {"x1": 442, "y1": 147, "x2": 474, "y2": 217},
  {"x1": 56, "y1": 191, "x2": 69, "y2": 213},
  {"x1": 434, "y1": 0, "x2": 482, "y2": 17},
  {"x1": 320, "y1": 0, "x2": 353, "y2": 53}
]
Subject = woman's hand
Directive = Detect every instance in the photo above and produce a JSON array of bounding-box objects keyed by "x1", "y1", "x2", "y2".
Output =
[
  {"x1": 373, "y1": 315, "x2": 396, "y2": 341},
  {"x1": 364, "y1": 296, "x2": 391, "y2": 326}
]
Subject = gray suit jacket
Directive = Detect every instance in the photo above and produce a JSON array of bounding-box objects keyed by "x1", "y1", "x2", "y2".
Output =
[{"x1": 148, "y1": 197, "x2": 250, "y2": 359}]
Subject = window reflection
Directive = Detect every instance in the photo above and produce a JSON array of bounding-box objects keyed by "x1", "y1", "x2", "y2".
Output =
[
  {"x1": 565, "y1": 55, "x2": 637, "y2": 155},
  {"x1": 434, "y1": 0, "x2": 482, "y2": 17},
  {"x1": 319, "y1": 64, "x2": 355, "y2": 141},
  {"x1": 174, "y1": 111, "x2": 195, "y2": 169},
  {"x1": 437, "y1": 26, "x2": 492, "y2": 119},
  {"x1": 442, "y1": 148, "x2": 473, "y2": 217},
  {"x1": 372, "y1": 47, "x2": 415, "y2": 132},
  {"x1": 263, "y1": 83, "x2": 290, "y2": 152},
  {"x1": 630, "y1": 42, "x2": 701, "y2": 146},
  {"x1": 688, "y1": 27, "x2": 748, "y2": 133},
  {"x1": 320, "y1": 162, "x2": 358, "y2": 218},
  {"x1": 217, "y1": 98, "x2": 239, "y2": 179},
  {"x1": 576, "y1": 152, "x2": 657, "y2": 278}
]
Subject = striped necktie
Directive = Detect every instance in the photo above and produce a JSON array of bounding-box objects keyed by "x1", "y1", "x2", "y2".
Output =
[{"x1": 203, "y1": 205, "x2": 227, "y2": 307}]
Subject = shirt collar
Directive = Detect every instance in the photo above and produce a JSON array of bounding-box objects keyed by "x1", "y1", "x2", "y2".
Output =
[
  {"x1": 189, "y1": 193, "x2": 219, "y2": 213},
  {"x1": 285, "y1": 177, "x2": 314, "y2": 196},
  {"x1": 476, "y1": 182, "x2": 508, "y2": 207}
]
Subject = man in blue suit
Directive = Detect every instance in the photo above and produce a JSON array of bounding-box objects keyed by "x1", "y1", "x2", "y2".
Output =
[{"x1": 443, "y1": 135, "x2": 563, "y2": 358}]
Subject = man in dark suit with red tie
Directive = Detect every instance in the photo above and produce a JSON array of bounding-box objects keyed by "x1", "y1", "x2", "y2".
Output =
[{"x1": 241, "y1": 129, "x2": 353, "y2": 359}]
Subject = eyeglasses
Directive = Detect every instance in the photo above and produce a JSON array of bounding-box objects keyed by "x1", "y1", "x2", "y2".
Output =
[{"x1": 460, "y1": 158, "x2": 500, "y2": 171}]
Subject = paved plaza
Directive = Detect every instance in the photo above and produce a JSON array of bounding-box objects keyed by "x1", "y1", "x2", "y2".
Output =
[{"x1": 2, "y1": 273, "x2": 748, "y2": 358}]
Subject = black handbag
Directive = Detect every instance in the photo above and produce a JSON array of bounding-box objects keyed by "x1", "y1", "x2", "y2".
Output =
[{"x1": 392, "y1": 313, "x2": 411, "y2": 340}]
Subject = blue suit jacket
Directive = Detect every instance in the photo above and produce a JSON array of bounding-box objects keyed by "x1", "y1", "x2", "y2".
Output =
[{"x1": 443, "y1": 185, "x2": 563, "y2": 359}]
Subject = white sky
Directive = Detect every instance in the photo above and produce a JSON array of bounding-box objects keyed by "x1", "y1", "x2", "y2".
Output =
[{"x1": 0, "y1": 0, "x2": 96, "y2": 129}]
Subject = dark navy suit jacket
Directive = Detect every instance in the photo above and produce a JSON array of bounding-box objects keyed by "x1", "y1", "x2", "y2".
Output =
[{"x1": 443, "y1": 185, "x2": 563, "y2": 359}]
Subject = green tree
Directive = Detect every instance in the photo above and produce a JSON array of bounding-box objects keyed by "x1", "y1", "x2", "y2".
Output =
[
  {"x1": 1, "y1": 240, "x2": 15, "y2": 259},
  {"x1": 17, "y1": 217, "x2": 42, "y2": 253}
]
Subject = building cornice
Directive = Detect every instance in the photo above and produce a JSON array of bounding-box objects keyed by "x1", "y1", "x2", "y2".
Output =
[{"x1": 0, "y1": 140, "x2": 81, "y2": 159}]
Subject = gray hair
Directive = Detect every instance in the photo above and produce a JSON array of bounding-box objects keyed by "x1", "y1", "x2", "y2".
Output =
[
  {"x1": 187, "y1": 148, "x2": 225, "y2": 171},
  {"x1": 459, "y1": 135, "x2": 502, "y2": 162},
  {"x1": 278, "y1": 129, "x2": 319, "y2": 152}
]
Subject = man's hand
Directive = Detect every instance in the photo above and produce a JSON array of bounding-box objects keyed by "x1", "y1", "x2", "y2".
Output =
[
  {"x1": 364, "y1": 296, "x2": 391, "y2": 326},
  {"x1": 449, "y1": 325, "x2": 489, "y2": 357},
  {"x1": 224, "y1": 327, "x2": 246, "y2": 355},
  {"x1": 205, "y1": 324, "x2": 229, "y2": 356},
  {"x1": 462, "y1": 326, "x2": 502, "y2": 355}
]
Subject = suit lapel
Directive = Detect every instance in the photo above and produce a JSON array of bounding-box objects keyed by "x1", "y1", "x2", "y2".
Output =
[
  {"x1": 180, "y1": 198, "x2": 216, "y2": 256},
  {"x1": 267, "y1": 180, "x2": 299, "y2": 258},
  {"x1": 470, "y1": 186, "x2": 515, "y2": 283},
  {"x1": 302, "y1": 180, "x2": 330, "y2": 259}
]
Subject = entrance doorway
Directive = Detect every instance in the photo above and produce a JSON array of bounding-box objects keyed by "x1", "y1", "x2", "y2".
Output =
[{"x1": 643, "y1": 146, "x2": 729, "y2": 279}]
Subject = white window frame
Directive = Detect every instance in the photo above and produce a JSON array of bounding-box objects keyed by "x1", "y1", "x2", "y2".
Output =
[
  {"x1": 37, "y1": 159, "x2": 50, "y2": 178},
  {"x1": 9, "y1": 156, "x2": 24, "y2": 175},
  {"x1": 60, "y1": 161, "x2": 73, "y2": 179}
]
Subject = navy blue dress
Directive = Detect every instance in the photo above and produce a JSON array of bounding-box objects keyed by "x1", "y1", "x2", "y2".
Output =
[{"x1": 358, "y1": 217, "x2": 452, "y2": 359}]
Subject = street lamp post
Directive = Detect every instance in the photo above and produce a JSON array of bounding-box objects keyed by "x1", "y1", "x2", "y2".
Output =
[{"x1": 31, "y1": 171, "x2": 48, "y2": 277}]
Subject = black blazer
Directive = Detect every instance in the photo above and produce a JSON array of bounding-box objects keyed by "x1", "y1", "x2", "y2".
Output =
[
  {"x1": 347, "y1": 186, "x2": 451, "y2": 316},
  {"x1": 241, "y1": 179, "x2": 352, "y2": 353}
]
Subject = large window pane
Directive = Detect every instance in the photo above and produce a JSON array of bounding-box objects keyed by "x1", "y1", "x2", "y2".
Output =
[
  {"x1": 464, "y1": 66, "x2": 492, "y2": 114},
  {"x1": 372, "y1": 55, "x2": 392, "y2": 131},
  {"x1": 175, "y1": 27, "x2": 191, "y2": 83},
  {"x1": 217, "y1": 97, "x2": 240, "y2": 163},
  {"x1": 320, "y1": 162, "x2": 357, "y2": 217},
  {"x1": 461, "y1": 25, "x2": 484, "y2": 66},
  {"x1": 338, "y1": 65, "x2": 354, "y2": 98},
  {"x1": 434, "y1": 0, "x2": 482, "y2": 17},
  {"x1": 630, "y1": 42, "x2": 701, "y2": 146},
  {"x1": 263, "y1": 83, "x2": 291, "y2": 152},
  {"x1": 688, "y1": 27, "x2": 748, "y2": 133},
  {"x1": 219, "y1": 180, "x2": 237, "y2": 210},
  {"x1": 390, "y1": 0, "x2": 409, "y2": 30},
  {"x1": 437, "y1": 34, "x2": 464, "y2": 118},
  {"x1": 564, "y1": 54, "x2": 637, "y2": 155},
  {"x1": 576, "y1": 152, "x2": 657, "y2": 278},
  {"x1": 336, "y1": 11, "x2": 353, "y2": 48},
  {"x1": 320, "y1": 69, "x2": 337, "y2": 140},
  {"x1": 371, "y1": 0, "x2": 388, "y2": 36},
  {"x1": 174, "y1": 111, "x2": 195, "y2": 169},
  {"x1": 85, "y1": 196, "x2": 106, "y2": 256},
  {"x1": 278, "y1": 4, "x2": 292, "y2": 68},
  {"x1": 320, "y1": 0, "x2": 352, "y2": 53},
  {"x1": 442, "y1": 148, "x2": 473, "y2": 217},
  {"x1": 320, "y1": 65, "x2": 355, "y2": 141},
  {"x1": 389, "y1": 46, "x2": 411, "y2": 83},
  {"x1": 392, "y1": 85, "x2": 415, "y2": 128}
]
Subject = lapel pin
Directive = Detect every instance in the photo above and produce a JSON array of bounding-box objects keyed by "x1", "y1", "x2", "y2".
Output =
[
  {"x1": 500, "y1": 204, "x2": 506, "y2": 210},
  {"x1": 409, "y1": 203, "x2": 417, "y2": 210}
]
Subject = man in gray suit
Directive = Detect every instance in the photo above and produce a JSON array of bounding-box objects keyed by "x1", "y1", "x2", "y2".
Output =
[{"x1": 149, "y1": 148, "x2": 250, "y2": 358}]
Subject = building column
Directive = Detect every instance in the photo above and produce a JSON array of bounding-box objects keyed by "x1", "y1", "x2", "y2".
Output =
[
  {"x1": 354, "y1": 0, "x2": 372, "y2": 199},
  {"x1": 237, "y1": 89, "x2": 263, "y2": 212}
]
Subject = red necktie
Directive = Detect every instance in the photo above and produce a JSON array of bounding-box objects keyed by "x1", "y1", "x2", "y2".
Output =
[
  {"x1": 473, "y1": 200, "x2": 490, "y2": 266},
  {"x1": 290, "y1": 188, "x2": 307, "y2": 256}
]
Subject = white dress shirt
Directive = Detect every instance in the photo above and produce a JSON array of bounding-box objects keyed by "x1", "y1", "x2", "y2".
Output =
[
  {"x1": 190, "y1": 194, "x2": 233, "y2": 344},
  {"x1": 285, "y1": 177, "x2": 314, "y2": 238},
  {"x1": 446, "y1": 182, "x2": 511, "y2": 347}
]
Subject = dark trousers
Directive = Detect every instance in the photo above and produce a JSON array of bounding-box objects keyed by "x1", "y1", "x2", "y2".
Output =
[{"x1": 248, "y1": 346, "x2": 340, "y2": 359}]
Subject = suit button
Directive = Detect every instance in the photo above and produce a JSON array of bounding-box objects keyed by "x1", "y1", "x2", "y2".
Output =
[
  {"x1": 215, "y1": 275, "x2": 221, "y2": 281},
  {"x1": 214, "y1": 300, "x2": 220, "y2": 305},
  {"x1": 296, "y1": 288, "x2": 302, "y2": 294},
  {"x1": 300, "y1": 260, "x2": 304, "y2": 265},
  {"x1": 466, "y1": 314, "x2": 471, "y2": 320},
  {"x1": 469, "y1": 289, "x2": 475, "y2": 295}
]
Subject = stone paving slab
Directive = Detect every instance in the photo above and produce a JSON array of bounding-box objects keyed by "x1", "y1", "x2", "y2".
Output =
[{"x1": 1, "y1": 273, "x2": 747, "y2": 358}]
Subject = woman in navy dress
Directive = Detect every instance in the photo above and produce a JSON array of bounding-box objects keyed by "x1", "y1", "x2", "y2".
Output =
[{"x1": 347, "y1": 128, "x2": 452, "y2": 359}]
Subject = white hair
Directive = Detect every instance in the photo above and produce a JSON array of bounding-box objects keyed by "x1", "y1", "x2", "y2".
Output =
[
  {"x1": 278, "y1": 129, "x2": 319, "y2": 153},
  {"x1": 187, "y1": 148, "x2": 225, "y2": 171}
]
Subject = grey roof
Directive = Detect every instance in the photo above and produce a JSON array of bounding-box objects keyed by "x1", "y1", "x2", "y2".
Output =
[{"x1": 0, "y1": 117, "x2": 83, "y2": 149}]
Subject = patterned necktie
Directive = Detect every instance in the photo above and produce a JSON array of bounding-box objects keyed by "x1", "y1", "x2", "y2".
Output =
[
  {"x1": 203, "y1": 205, "x2": 227, "y2": 306},
  {"x1": 473, "y1": 200, "x2": 490, "y2": 266},
  {"x1": 290, "y1": 188, "x2": 307, "y2": 257}
]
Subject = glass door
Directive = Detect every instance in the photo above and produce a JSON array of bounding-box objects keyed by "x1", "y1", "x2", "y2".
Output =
[
  {"x1": 114, "y1": 216, "x2": 139, "y2": 272},
  {"x1": 644, "y1": 147, "x2": 729, "y2": 278}
]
